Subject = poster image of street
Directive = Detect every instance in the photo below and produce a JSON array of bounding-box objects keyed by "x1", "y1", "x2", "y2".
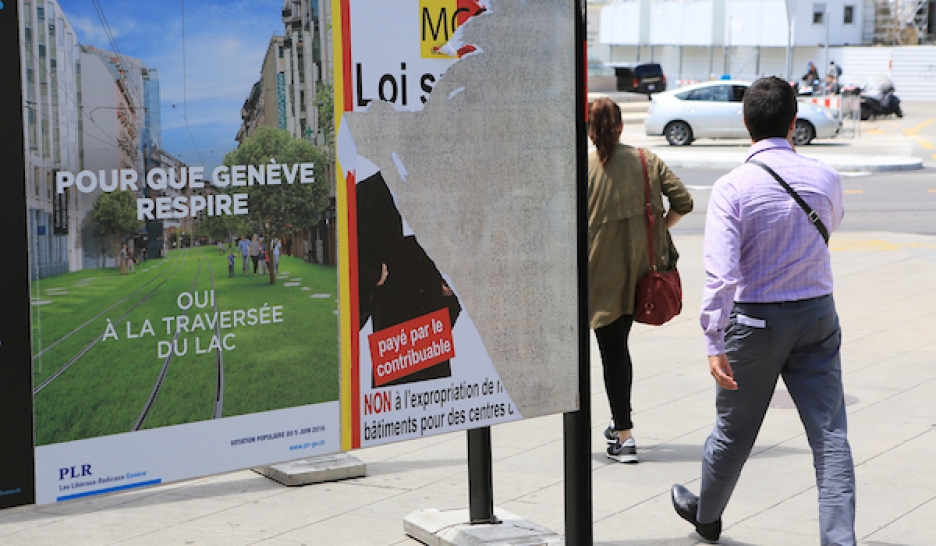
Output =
[
  {"x1": 20, "y1": 0, "x2": 341, "y2": 504},
  {"x1": 333, "y1": 0, "x2": 580, "y2": 449}
]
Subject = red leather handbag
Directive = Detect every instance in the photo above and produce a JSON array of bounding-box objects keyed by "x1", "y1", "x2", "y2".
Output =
[{"x1": 633, "y1": 149, "x2": 682, "y2": 326}]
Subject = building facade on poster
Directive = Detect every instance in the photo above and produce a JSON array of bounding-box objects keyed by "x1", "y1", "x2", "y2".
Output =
[
  {"x1": 20, "y1": 0, "x2": 82, "y2": 278},
  {"x1": 18, "y1": 0, "x2": 186, "y2": 276},
  {"x1": 236, "y1": 0, "x2": 337, "y2": 266}
]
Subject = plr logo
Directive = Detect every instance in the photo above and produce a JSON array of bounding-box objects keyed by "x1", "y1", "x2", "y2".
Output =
[{"x1": 59, "y1": 464, "x2": 92, "y2": 480}]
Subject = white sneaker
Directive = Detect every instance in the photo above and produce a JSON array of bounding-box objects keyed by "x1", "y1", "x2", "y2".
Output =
[{"x1": 607, "y1": 437, "x2": 637, "y2": 463}]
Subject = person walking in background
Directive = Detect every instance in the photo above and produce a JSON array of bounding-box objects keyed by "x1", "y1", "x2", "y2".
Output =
[
  {"x1": 671, "y1": 77, "x2": 855, "y2": 544},
  {"x1": 587, "y1": 97, "x2": 693, "y2": 464},
  {"x1": 227, "y1": 249, "x2": 235, "y2": 277},
  {"x1": 825, "y1": 72, "x2": 841, "y2": 95},
  {"x1": 249, "y1": 234, "x2": 261, "y2": 276},
  {"x1": 258, "y1": 238, "x2": 267, "y2": 275},
  {"x1": 238, "y1": 236, "x2": 250, "y2": 275}
]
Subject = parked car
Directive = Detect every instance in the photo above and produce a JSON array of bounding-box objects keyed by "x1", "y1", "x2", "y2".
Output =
[
  {"x1": 644, "y1": 80, "x2": 841, "y2": 146},
  {"x1": 612, "y1": 63, "x2": 667, "y2": 95}
]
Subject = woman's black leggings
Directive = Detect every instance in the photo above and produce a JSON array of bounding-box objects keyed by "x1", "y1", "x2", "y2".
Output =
[
  {"x1": 595, "y1": 313, "x2": 634, "y2": 431},
  {"x1": 251, "y1": 255, "x2": 260, "y2": 273}
]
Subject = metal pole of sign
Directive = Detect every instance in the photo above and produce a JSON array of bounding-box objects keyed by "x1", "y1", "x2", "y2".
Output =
[
  {"x1": 467, "y1": 427, "x2": 498, "y2": 524},
  {"x1": 565, "y1": 1, "x2": 593, "y2": 544},
  {"x1": 823, "y1": 7, "x2": 830, "y2": 96}
]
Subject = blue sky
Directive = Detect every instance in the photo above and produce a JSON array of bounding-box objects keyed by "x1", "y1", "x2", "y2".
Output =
[{"x1": 59, "y1": 0, "x2": 285, "y2": 170}]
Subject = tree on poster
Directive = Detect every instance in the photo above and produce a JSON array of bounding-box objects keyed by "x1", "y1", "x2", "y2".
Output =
[{"x1": 222, "y1": 127, "x2": 329, "y2": 284}]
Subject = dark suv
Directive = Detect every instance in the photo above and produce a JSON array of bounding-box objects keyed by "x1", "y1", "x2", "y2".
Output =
[{"x1": 613, "y1": 63, "x2": 666, "y2": 95}]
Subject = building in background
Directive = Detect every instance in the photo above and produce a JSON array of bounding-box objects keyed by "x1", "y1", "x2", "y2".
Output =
[
  {"x1": 590, "y1": 0, "x2": 934, "y2": 98},
  {"x1": 19, "y1": 0, "x2": 83, "y2": 279}
]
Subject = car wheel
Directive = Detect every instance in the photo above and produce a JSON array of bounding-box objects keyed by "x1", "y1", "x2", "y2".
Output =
[
  {"x1": 860, "y1": 104, "x2": 871, "y2": 121},
  {"x1": 793, "y1": 119, "x2": 815, "y2": 146},
  {"x1": 664, "y1": 121, "x2": 693, "y2": 146}
]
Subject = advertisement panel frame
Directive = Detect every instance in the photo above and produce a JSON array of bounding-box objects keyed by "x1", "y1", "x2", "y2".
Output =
[
  {"x1": 0, "y1": 0, "x2": 37, "y2": 509},
  {"x1": 332, "y1": 0, "x2": 581, "y2": 452}
]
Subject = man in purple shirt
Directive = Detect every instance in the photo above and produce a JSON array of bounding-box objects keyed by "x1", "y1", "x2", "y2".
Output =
[{"x1": 671, "y1": 77, "x2": 856, "y2": 545}]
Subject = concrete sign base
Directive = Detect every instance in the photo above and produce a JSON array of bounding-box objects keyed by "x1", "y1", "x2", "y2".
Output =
[
  {"x1": 253, "y1": 453, "x2": 365, "y2": 486},
  {"x1": 404, "y1": 507, "x2": 562, "y2": 546}
]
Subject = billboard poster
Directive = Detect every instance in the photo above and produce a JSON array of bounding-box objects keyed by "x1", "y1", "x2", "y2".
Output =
[
  {"x1": 2, "y1": 0, "x2": 579, "y2": 511},
  {"x1": 333, "y1": 0, "x2": 580, "y2": 450},
  {"x1": 14, "y1": 0, "x2": 342, "y2": 506}
]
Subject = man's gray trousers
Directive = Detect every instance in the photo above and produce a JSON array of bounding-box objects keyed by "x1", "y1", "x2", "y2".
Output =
[{"x1": 698, "y1": 295, "x2": 857, "y2": 546}]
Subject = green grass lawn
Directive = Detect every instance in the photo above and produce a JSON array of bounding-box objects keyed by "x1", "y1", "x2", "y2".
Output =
[{"x1": 32, "y1": 247, "x2": 339, "y2": 446}]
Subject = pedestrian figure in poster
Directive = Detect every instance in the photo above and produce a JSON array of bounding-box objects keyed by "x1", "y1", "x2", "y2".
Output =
[
  {"x1": 249, "y1": 234, "x2": 261, "y2": 275},
  {"x1": 119, "y1": 244, "x2": 128, "y2": 274},
  {"x1": 217, "y1": 241, "x2": 224, "y2": 255},
  {"x1": 127, "y1": 247, "x2": 135, "y2": 273},
  {"x1": 259, "y1": 238, "x2": 267, "y2": 275},
  {"x1": 587, "y1": 97, "x2": 693, "y2": 464},
  {"x1": 238, "y1": 236, "x2": 250, "y2": 275},
  {"x1": 672, "y1": 77, "x2": 855, "y2": 544},
  {"x1": 272, "y1": 237, "x2": 281, "y2": 274},
  {"x1": 228, "y1": 249, "x2": 235, "y2": 277}
]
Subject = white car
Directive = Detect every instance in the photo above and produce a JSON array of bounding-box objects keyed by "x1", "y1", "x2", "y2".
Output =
[{"x1": 644, "y1": 80, "x2": 841, "y2": 146}]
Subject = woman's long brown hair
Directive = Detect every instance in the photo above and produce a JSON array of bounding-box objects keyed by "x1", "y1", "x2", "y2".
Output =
[{"x1": 588, "y1": 97, "x2": 622, "y2": 165}]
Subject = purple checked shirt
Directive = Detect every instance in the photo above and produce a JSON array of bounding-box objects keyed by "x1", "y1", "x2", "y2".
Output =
[{"x1": 700, "y1": 138, "x2": 844, "y2": 356}]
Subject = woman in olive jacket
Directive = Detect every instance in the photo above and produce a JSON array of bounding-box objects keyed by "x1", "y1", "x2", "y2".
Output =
[{"x1": 588, "y1": 97, "x2": 693, "y2": 463}]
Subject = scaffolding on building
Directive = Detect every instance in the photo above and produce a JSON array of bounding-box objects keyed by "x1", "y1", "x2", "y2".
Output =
[{"x1": 873, "y1": 0, "x2": 932, "y2": 45}]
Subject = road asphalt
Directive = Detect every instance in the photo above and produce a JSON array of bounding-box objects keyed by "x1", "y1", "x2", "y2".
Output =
[{"x1": 1, "y1": 102, "x2": 934, "y2": 546}]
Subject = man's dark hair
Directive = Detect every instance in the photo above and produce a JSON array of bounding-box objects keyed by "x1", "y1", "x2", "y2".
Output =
[{"x1": 743, "y1": 76, "x2": 798, "y2": 142}]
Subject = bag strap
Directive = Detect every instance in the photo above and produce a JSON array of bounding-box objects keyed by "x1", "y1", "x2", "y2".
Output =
[
  {"x1": 747, "y1": 159, "x2": 830, "y2": 245},
  {"x1": 638, "y1": 149, "x2": 657, "y2": 271}
]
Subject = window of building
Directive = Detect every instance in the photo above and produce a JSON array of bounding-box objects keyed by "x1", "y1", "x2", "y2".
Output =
[
  {"x1": 844, "y1": 5, "x2": 854, "y2": 24},
  {"x1": 813, "y1": 3, "x2": 826, "y2": 24}
]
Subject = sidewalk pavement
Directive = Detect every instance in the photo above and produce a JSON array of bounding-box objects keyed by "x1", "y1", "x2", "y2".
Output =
[
  {"x1": 2, "y1": 229, "x2": 934, "y2": 546},
  {"x1": 2, "y1": 126, "x2": 934, "y2": 546}
]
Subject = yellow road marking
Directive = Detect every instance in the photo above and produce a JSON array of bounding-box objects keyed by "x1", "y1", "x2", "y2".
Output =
[
  {"x1": 831, "y1": 240, "x2": 936, "y2": 251},
  {"x1": 843, "y1": 189, "x2": 863, "y2": 194},
  {"x1": 864, "y1": 129, "x2": 885, "y2": 135},
  {"x1": 919, "y1": 138, "x2": 934, "y2": 150},
  {"x1": 929, "y1": 189, "x2": 936, "y2": 193},
  {"x1": 903, "y1": 119, "x2": 936, "y2": 137},
  {"x1": 831, "y1": 240, "x2": 901, "y2": 251}
]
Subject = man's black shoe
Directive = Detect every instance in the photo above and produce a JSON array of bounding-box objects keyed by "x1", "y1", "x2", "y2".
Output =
[{"x1": 671, "y1": 484, "x2": 722, "y2": 542}]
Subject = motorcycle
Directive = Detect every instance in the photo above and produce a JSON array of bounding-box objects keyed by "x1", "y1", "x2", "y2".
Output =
[
  {"x1": 795, "y1": 78, "x2": 822, "y2": 96},
  {"x1": 860, "y1": 81, "x2": 902, "y2": 120}
]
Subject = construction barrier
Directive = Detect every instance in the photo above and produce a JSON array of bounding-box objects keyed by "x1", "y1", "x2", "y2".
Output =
[{"x1": 802, "y1": 94, "x2": 861, "y2": 138}]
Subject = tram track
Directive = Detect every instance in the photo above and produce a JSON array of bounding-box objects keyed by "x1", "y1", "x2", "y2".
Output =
[{"x1": 33, "y1": 251, "x2": 192, "y2": 395}]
